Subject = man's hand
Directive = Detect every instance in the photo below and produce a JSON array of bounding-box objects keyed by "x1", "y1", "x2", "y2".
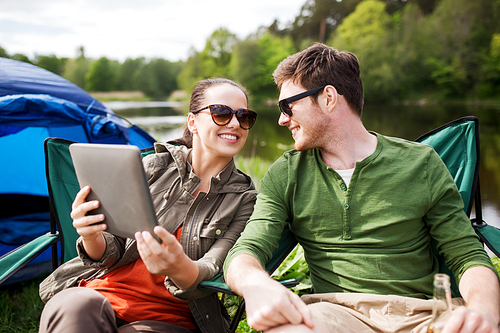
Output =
[
  {"x1": 420, "y1": 266, "x2": 500, "y2": 333},
  {"x1": 441, "y1": 306, "x2": 499, "y2": 333},
  {"x1": 226, "y1": 254, "x2": 314, "y2": 331},
  {"x1": 243, "y1": 277, "x2": 313, "y2": 331},
  {"x1": 419, "y1": 306, "x2": 499, "y2": 333}
]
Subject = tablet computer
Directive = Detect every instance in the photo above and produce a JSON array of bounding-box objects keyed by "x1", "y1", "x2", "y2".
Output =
[{"x1": 69, "y1": 143, "x2": 159, "y2": 240}]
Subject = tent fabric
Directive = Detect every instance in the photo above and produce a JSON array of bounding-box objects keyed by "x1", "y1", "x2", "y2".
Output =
[
  {"x1": 0, "y1": 94, "x2": 131, "y2": 143},
  {"x1": 0, "y1": 57, "x2": 109, "y2": 114}
]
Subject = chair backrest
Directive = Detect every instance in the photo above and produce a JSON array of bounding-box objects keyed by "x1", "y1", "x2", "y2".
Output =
[
  {"x1": 45, "y1": 138, "x2": 81, "y2": 264},
  {"x1": 415, "y1": 116, "x2": 480, "y2": 296},
  {"x1": 416, "y1": 116, "x2": 480, "y2": 216}
]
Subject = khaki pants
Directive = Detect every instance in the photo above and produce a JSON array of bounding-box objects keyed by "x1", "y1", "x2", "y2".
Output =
[
  {"x1": 39, "y1": 287, "x2": 195, "y2": 333},
  {"x1": 301, "y1": 293, "x2": 464, "y2": 333}
]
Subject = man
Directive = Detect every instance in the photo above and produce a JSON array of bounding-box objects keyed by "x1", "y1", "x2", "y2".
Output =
[{"x1": 223, "y1": 43, "x2": 500, "y2": 333}]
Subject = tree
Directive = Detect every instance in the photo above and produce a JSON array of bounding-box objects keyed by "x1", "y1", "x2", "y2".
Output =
[
  {"x1": 85, "y1": 57, "x2": 116, "y2": 92},
  {"x1": 10, "y1": 53, "x2": 32, "y2": 63},
  {"x1": 284, "y1": 0, "x2": 407, "y2": 46},
  {"x1": 330, "y1": 0, "x2": 396, "y2": 101},
  {"x1": 63, "y1": 52, "x2": 91, "y2": 89},
  {"x1": 417, "y1": 0, "x2": 494, "y2": 97},
  {"x1": 229, "y1": 38, "x2": 262, "y2": 95},
  {"x1": 177, "y1": 48, "x2": 206, "y2": 92},
  {"x1": 200, "y1": 28, "x2": 238, "y2": 77},
  {"x1": 136, "y1": 59, "x2": 182, "y2": 98},
  {"x1": 115, "y1": 58, "x2": 145, "y2": 91},
  {"x1": 177, "y1": 28, "x2": 239, "y2": 91},
  {"x1": 36, "y1": 55, "x2": 68, "y2": 76},
  {"x1": 0, "y1": 45, "x2": 8, "y2": 58}
]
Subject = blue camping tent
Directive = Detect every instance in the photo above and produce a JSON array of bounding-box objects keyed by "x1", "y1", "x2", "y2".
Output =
[{"x1": 0, "y1": 58, "x2": 156, "y2": 282}]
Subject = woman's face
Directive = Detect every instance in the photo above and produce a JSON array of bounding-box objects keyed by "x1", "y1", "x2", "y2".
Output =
[{"x1": 189, "y1": 83, "x2": 250, "y2": 160}]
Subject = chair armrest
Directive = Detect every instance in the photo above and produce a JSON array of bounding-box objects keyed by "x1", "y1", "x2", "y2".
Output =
[
  {"x1": 0, "y1": 232, "x2": 59, "y2": 285},
  {"x1": 475, "y1": 223, "x2": 500, "y2": 258},
  {"x1": 198, "y1": 272, "x2": 299, "y2": 295}
]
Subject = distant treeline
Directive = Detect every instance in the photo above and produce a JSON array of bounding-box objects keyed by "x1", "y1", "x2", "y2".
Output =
[{"x1": 2, "y1": 0, "x2": 499, "y2": 103}]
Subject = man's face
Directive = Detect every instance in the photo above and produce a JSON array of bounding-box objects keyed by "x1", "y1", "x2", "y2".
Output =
[{"x1": 277, "y1": 80, "x2": 328, "y2": 151}]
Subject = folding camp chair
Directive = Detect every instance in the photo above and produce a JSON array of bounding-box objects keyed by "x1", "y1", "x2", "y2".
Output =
[{"x1": 416, "y1": 116, "x2": 500, "y2": 295}]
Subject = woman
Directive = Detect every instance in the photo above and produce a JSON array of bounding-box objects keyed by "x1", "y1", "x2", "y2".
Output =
[{"x1": 39, "y1": 78, "x2": 258, "y2": 333}]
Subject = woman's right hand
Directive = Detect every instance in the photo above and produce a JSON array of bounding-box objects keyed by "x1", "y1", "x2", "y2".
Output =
[{"x1": 70, "y1": 186, "x2": 107, "y2": 260}]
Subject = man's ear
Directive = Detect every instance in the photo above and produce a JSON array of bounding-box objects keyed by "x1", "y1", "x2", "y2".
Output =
[
  {"x1": 187, "y1": 113, "x2": 197, "y2": 134},
  {"x1": 323, "y1": 85, "x2": 340, "y2": 113}
]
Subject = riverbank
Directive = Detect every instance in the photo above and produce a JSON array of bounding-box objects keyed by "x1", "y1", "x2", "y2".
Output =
[{"x1": 90, "y1": 90, "x2": 189, "y2": 102}]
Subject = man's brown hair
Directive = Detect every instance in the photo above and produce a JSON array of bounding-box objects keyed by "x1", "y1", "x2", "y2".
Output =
[{"x1": 273, "y1": 43, "x2": 364, "y2": 116}]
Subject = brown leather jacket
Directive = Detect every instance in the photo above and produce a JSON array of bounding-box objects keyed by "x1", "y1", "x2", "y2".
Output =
[{"x1": 39, "y1": 142, "x2": 257, "y2": 333}]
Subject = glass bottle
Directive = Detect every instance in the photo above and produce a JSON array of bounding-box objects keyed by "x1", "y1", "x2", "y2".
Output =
[{"x1": 427, "y1": 273, "x2": 453, "y2": 333}]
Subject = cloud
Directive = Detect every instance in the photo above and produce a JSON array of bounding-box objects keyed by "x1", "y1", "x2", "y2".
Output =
[{"x1": 0, "y1": 0, "x2": 304, "y2": 62}]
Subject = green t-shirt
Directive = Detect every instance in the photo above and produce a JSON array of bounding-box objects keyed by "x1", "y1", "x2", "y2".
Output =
[{"x1": 224, "y1": 133, "x2": 494, "y2": 298}]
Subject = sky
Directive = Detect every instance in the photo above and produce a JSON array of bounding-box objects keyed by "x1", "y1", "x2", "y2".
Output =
[{"x1": 0, "y1": 0, "x2": 305, "y2": 63}]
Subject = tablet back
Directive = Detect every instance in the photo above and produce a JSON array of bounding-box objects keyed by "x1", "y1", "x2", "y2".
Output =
[{"x1": 69, "y1": 143, "x2": 158, "y2": 239}]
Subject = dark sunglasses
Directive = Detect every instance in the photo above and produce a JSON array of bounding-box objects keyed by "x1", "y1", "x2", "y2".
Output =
[
  {"x1": 278, "y1": 85, "x2": 342, "y2": 117},
  {"x1": 195, "y1": 104, "x2": 257, "y2": 130}
]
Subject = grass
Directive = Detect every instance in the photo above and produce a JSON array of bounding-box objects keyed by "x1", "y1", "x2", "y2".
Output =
[{"x1": 0, "y1": 275, "x2": 47, "y2": 333}]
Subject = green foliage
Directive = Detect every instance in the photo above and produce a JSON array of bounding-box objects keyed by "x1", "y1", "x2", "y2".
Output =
[
  {"x1": 330, "y1": 0, "x2": 398, "y2": 101},
  {"x1": 202, "y1": 28, "x2": 238, "y2": 74},
  {"x1": 115, "y1": 58, "x2": 145, "y2": 91},
  {"x1": 35, "y1": 55, "x2": 68, "y2": 76},
  {"x1": 291, "y1": 0, "x2": 362, "y2": 44},
  {"x1": 425, "y1": 56, "x2": 468, "y2": 97},
  {"x1": 492, "y1": 257, "x2": 500, "y2": 276},
  {"x1": 10, "y1": 54, "x2": 32, "y2": 64},
  {"x1": 62, "y1": 57, "x2": 91, "y2": 89},
  {"x1": 0, "y1": 46, "x2": 8, "y2": 58},
  {"x1": 230, "y1": 33, "x2": 295, "y2": 99},
  {"x1": 178, "y1": 28, "x2": 238, "y2": 91},
  {"x1": 177, "y1": 48, "x2": 206, "y2": 92},
  {"x1": 492, "y1": 34, "x2": 500, "y2": 58},
  {"x1": 229, "y1": 39, "x2": 262, "y2": 92},
  {"x1": 86, "y1": 57, "x2": 117, "y2": 92},
  {"x1": 271, "y1": 245, "x2": 312, "y2": 294},
  {"x1": 333, "y1": 0, "x2": 390, "y2": 50},
  {"x1": 234, "y1": 155, "x2": 273, "y2": 191},
  {"x1": 135, "y1": 58, "x2": 181, "y2": 98}
]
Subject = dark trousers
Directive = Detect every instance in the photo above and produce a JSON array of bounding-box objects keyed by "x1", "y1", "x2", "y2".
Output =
[{"x1": 39, "y1": 287, "x2": 194, "y2": 333}]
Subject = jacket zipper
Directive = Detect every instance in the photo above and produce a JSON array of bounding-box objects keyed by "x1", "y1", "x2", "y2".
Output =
[{"x1": 186, "y1": 192, "x2": 208, "y2": 258}]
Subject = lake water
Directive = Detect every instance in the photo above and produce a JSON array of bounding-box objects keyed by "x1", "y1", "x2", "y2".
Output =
[{"x1": 108, "y1": 100, "x2": 500, "y2": 256}]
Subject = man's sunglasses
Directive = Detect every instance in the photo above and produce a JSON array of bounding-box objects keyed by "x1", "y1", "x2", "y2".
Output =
[
  {"x1": 195, "y1": 104, "x2": 257, "y2": 130},
  {"x1": 278, "y1": 85, "x2": 342, "y2": 117}
]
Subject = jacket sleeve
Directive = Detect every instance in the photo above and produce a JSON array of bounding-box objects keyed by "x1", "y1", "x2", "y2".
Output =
[
  {"x1": 76, "y1": 232, "x2": 127, "y2": 269},
  {"x1": 164, "y1": 189, "x2": 257, "y2": 299}
]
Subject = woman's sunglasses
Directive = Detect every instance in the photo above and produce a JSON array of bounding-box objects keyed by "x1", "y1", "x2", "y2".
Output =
[
  {"x1": 195, "y1": 104, "x2": 257, "y2": 130},
  {"x1": 278, "y1": 85, "x2": 342, "y2": 117}
]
